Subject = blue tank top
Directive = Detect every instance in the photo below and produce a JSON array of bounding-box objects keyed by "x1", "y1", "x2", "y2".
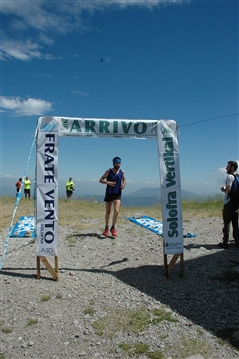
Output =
[{"x1": 106, "y1": 169, "x2": 123, "y2": 195}]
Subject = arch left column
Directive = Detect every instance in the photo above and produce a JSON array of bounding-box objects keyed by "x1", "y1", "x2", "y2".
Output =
[{"x1": 36, "y1": 117, "x2": 59, "y2": 280}]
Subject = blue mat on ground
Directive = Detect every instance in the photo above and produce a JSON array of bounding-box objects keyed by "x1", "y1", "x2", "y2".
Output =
[
  {"x1": 126, "y1": 216, "x2": 163, "y2": 236},
  {"x1": 126, "y1": 216, "x2": 197, "y2": 238},
  {"x1": 10, "y1": 216, "x2": 36, "y2": 238}
]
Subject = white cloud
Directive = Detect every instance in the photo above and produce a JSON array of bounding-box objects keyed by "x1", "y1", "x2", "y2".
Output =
[
  {"x1": 71, "y1": 90, "x2": 89, "y2": 96},
  {"x1": 33, "y1": 73, "x2": 60, "y2": 80},
  {"x1": 1, "y1": 0, "x2": 185, "y2": 61},
  {"x1": 3, "y1": 174, "x2": 14, "y2": 178},
  {"x1": 213, "y1": 160, "x2": 239, "y2": 184},
  {"x1": 1, "y1": 37, "x2": 42, "y2": 61},
  {"x1": 0, "y1": 36, "x2": 61, "y2": 61},
  {"x1": 217, "y1": 166, "x2": 227, "y2": 176},
  {"x1": 0, "y1": 96, "x2": 53, "y2": 116},
  {"x1": 1, "y1": 2, "x2": 71, "y2": 33}
]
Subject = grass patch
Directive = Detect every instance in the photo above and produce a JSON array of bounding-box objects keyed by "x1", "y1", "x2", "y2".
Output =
[
  {"x1": 26, "y1": 318, "x2": 38, "y2": 327},
  {"x1": 1, "y1": 327, "x2": 13, "y2": 334},
  {"x1": 147, "y1": 350, "x2": 164, "y2": 359},
  {"x1": 151, "y1": 308, "x2": 178, "y2": 324},
  {"x1": 65, "y1": 235, "x2": 77, "y2": 246},
  {"x1": 119, "y1": 334, "x2": 213, "y2": 358},
  {"x1": 58, "y1": 199, "x2": 103, "y2": 230},
  {"x1": 0, "y1": 354, "x2": 5, "y2": 359},
  {"x1": 0, "y1": 197, "x2": 35, "y2": 234},
  {"x1": 119, "y1": 342, "x2": 164, "y2": 358},
  {"x1": 1, "y1": 196, "x2": 222, "y2": 234},
  {"x1": 181, "y1": 197, "x2": 222, "y2": 218},
  {"x1": 84, "y1": 307, "x2": 96, "y2": 316},
  {"x1": 84, "y1": 299, "x2": 96, "y2": 316},
  {"x1": 171, "y1": 335, "x2": 214, "y2": 359},
  {"x1": 196, "y1": 328, "x2": 203, "y2": 336},
  {"x1": 119, "y1": 342, "x2": 149, "y2": 356},
  {"x1": 92, "y1": 306, "x2": 178, "y2": 338},
  {"x1": 118, "y1": 342, "x2": 131, "y2": 352},
  {"x1": 40, "y1": 294, "x2": 51, "y2": 302},
  {"x1": 92, "y1": 307, "x2": 150, "y2": 337}
]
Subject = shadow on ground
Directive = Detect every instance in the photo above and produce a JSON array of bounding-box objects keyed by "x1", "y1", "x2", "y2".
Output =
[
  {"x1": 78, "y1": 246, "x2": 239, "y2": 350},
  {"x1": 1, "y1": 239, "x2": 239, "y2": 350}
]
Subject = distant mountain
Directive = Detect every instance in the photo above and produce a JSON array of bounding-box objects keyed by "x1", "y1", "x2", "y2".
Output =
[
  {"x1": 76, "y1": 187, "x2": 200, "y2": 207},
  {"x1": 78, "y1": 194, "x2": 160, "y2": 207},
  {"x1": 128, "y1": 187, "x2": 160, "y2": 197},
  {"x1": 79, "y1": 195, "x2": 104, "y2": 202},
  {"x1": 129, "y1": 187, "x2": 199, "y2": 200},
  {"x1": 1, "y1": 185, "x2": 220, "y2": 207}
]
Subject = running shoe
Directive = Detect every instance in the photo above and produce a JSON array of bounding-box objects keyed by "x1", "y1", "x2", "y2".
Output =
[
  {"x1": 110, "y1": 227, "x2": 117, "y2": 236},
  {"x1": 103, "y1": 227, "x2": 109, "y2": 236}
]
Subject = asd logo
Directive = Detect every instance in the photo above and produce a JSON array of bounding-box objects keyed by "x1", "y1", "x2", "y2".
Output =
[{"x1": 41, "y1": 248, "x2": 54, "y2": 253}]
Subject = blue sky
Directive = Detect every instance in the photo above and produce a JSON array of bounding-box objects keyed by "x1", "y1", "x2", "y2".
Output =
[{"x1": 0, "y1": 0, "x2": 238, "y2": 197}]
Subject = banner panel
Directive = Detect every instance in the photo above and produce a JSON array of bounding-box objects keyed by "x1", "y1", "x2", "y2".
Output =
[
  {"x1": 35, "y1": 117, "x2": 184, "y2": 259},
  {"x1": 157, "y1": 121, "x2": 183, "y2": 254},
  {"x1": 36, "y1": 131, "x2": 58, "y2": 256},
  {"x1": 38, "y1": 116, "x2": 158, "y2": 138}
]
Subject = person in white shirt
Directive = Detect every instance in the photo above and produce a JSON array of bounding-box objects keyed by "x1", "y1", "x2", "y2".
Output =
[{"x1": 219, "y1": 160, "x2": 239, "y2": 249}]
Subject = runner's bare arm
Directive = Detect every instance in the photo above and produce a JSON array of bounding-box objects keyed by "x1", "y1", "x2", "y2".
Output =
[
  {"x1": 121, "y1": 170, "x2": 126, "y2": 189},
  {"x1": 99, "y1": 170, "x2": 115, "y2": 186}
]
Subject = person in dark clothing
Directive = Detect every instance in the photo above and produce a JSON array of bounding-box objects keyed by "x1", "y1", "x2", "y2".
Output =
[
  {"x1": 218, "y1": 160, "x2": 239, "y2": 249},
  {"x1": 15, "y1": 178, "x2": 22, "y2": 196},
  {"x1": 99, "y1": 157, "x2": 126, "y2": 237}
]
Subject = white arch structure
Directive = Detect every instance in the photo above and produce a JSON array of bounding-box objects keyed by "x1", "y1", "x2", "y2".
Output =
[{"x1": 36, "y1": 117, "x2": 183, "y2": 266}]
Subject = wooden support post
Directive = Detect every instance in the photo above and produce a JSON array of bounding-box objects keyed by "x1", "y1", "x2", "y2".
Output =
[
  {"x1": 36, "y1": 256, "x2": 41, "y2": 279},
  {"x1": 164, "y1": 253, "x2": 184, "y2": 278},
  {"x1": 164, "y1": 254, "x2": 168, "y2": 279},
  {"x1": 36, "y1": 256, "x2": 58, "y2": 281},
  {"x1": 179, "y1": 253, "x2": 184, "y2": 277}
]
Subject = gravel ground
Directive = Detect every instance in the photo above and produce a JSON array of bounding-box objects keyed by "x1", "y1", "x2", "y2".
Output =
[{"x1": 1, "y1": 215, "x2": 239, "y2": 359}]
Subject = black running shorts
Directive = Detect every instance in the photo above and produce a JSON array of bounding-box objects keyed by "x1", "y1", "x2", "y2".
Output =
[{"x1": 104, "y1": 193, "x2": 121, "y2": 202}]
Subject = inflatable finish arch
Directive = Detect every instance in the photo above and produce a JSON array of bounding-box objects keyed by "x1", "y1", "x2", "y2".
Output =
[{"x1": 36, "y1": 117, "x2": 183, "y2": 257}]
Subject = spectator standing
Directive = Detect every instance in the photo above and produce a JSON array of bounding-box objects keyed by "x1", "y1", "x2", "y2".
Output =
[
  {"x1": 24, "y1": 176, "x2": 31, "y2": 199},
  {"x1": 219, "y1": 160, "x2": 239, "y2": 249},
  {"x1": 66, "y1": 177, "x2": 75, "y2": 198},
  {"x1": 15, "y1": 178, "x2": 22, "y2": 196}
]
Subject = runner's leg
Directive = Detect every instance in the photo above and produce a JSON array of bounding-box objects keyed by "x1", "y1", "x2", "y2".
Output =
[
  {"x1": 105, "y1": 201, "x2": 112, "y2": 228},
  {"x1": 112, "y1": 199, "x2": 121, "y2": 227}
]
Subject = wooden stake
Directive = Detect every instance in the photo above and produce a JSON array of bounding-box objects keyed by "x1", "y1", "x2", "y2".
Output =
[
  {"x1": 164, "y1": 253, "x2": 184, "y2": 278},
  {"x1": 36, "y1": 256, "x2": 58, "y2": 281}
]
